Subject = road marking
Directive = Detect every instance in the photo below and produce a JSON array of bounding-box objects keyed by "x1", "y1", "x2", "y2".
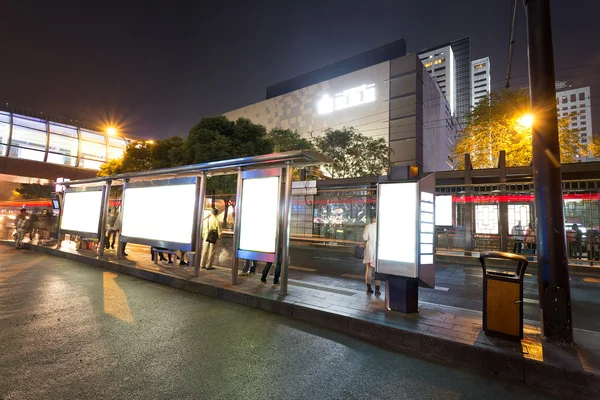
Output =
[
  {"x1": 434, "y1": 286, "x2": 450, "y2": 292},
  {"x1": 0, "y1": 255, "x2": 48, "y2": 284},
  {"x1": 313, "y1": 256, "x2": 356, "y2": 263},
  {"x1": 341, "y1": 273, "x2": 364, "y2": 279},
  {"x1": 523, "y1": 298, "x2": 538, "y2": 304},
  {"x1": 289, "y1": 265, "x2": 318, "y2": 272}
]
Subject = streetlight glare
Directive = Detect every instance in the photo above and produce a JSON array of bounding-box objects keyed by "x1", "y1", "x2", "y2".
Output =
[
  {"x1": 517, "y1": 114, "x2": 534, "y2": 129},
  {"x1": 106, "y1": 127, "x2": 118, "y2": 136}
]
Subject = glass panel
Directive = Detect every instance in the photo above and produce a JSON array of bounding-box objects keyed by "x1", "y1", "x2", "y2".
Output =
[
  {"x1": 421, "y1": 212, "x2": 434, "y2": 223},
  {"x1": 421, "y1": 222, "x2": 434, "y2": 233},
  {"x1": 11, "y1": 125, "x2": 47, "y2": 151},
  {"x1": 420, "y1": 254, "x2": 433, "y2": 265},
  {"x1": 0, "y1": 122, "x2": 9, "y2": 144},
  {"x1": 421, "y1": 244, "x2": 433, "y2": 254},
  {"x1": 0, "y1": 111, "x2": 10, "y2": 123},
  {"x1": 108, "y1": 146, "x2": 125, "y2": 161},
  {"x1": 108, "y1": 137, "x2": 127, "y2": 148},
  {"x1": 49, "y1": 122, "x2": 78, "y2": 138},
  {"x1": 421, "y1": 192, "x2": 434, "y2": 202},
  {"x1": 421, "y1": 202, "x2": 434, "y2": 213},
  {"x1": 421, "y1": 233, "x2": 433, "y2": 244},
  {"x1": 49, "y1": 134, "x2": 78, "y2": 156},
  {"x1": 79, "y1": 158, "x2": 103, "y2": 170},
  {"x1": 47, "y1": 152, "x2": 77, "y2": 166},
  {"x1": 13, "y1": 114, "x2": 46, "y2": 131},
  {"x1": 0, "y1": 144, "x2": 6, "y2": 157},
  {"x1": 80, "y1": 140, "x2": 106, "y2": 161},
  {"x1": 80, "y1": 129, "x2": 106, "y2": 144},
  {"x1": 8, "y1": 146, "x2": 45, "y2": 162}
]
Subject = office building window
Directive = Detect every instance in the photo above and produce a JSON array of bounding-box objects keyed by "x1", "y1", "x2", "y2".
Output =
[
  {"x1": 579, "y1": 92, "x2": 585, "y2": 101},
  {"x1": 49, "y1": 123, "x2": 78, "y2": 138},
  {"x1": 80, "y1": 141, "x2": 106, "y2": 162},
  {"x1": 581, "y1": 121, "x2": 587, "y2": 125},
  {"x1": 581, "y1": 115, "x2": 586, "y2": 119},
  {"x1": 570, "y1": 94, "x2": 576, "y2": 102},
  {"x1": 580, "y1": 103, "x2": 586, "y2": 108},
  {"x1": 572, "y1": 122, "x2": 578, "y2": 127},
  {"x1": 562, "y1": 113, "x2": 568, "y2": 117},
  {"x1": 0, "y1": 122, "x2": 9, "y2": 145},
  {"x1": 562, "y1": 96, "x2": 567, "y2": 104},
  {"x1": 571, "y1": 105, "x2": 577, "y2": 109},
  {"x1": 10, "y1": 125, "x2": 47, "y2": 152}
]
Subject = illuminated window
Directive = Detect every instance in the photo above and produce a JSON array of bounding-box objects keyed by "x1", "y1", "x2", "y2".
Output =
[
  {"x1": 11, "y1": 125, "x2": 47, "y2": 151},
  {"x1": 562, "y1": 96, "x2": 567, "y2": 104},
  {"x1": 108, "y1": 146, "x2": 125, "y2": 160},
  {"x1": 0, "y1": 121, "x2": 9, "y2": 145},
  {"x1": 80, "y1": 129, "x2": 106, "y2": 144},
  {"x1": 49, "y1": 123, "x2": 78, "y2": 138},
  {"x1": 424, "y1": 62, "x2": 433, "y2": 68},
  {"x1": 13, "y1": 115, "x2": 46, "y2": 131},
  {"x1": 433, "y1": 58, "x2": 445, "y2": 65},
  {"x1": 81, "y1": 141, "x2": 106, "y2": 161},
  {"x1": 474, "y1": 63, "x2": 486, "y2": 69}
]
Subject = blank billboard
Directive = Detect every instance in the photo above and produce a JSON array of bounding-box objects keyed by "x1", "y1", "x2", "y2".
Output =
[
  {"x1": 238, "y1": 176, "x2": 280, "y2": 254},
  {"x1": 61, "y1": 190, "x2": 103, "y2": 235},
  {"x1": 121, "y1": 183, "x2": 196, "y2": 245},
  {"x1": 435, "y1": 195, "x2": 453, "y2": 226}
]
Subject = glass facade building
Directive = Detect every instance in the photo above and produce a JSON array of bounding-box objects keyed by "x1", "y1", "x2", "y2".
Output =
[{"x1": 0, "y1": 109, "x2": 132, "y2": 171}]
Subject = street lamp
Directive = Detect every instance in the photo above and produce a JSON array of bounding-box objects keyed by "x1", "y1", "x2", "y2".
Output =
[
  {"x1": 106, "y1": 127, "x2": 118, "y2": 136},
  {"x1": 517, "y1": 114, "x2": 534, "y2": 129}
]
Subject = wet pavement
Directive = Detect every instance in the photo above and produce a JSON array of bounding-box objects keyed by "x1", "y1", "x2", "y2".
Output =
[{"x1": 0, "y1": 247, "x2": 567, "y2": 400}]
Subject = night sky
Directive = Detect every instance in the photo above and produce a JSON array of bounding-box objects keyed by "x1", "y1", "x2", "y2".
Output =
[{"x1": 1, "y1": 0, "x2": 599, "y2": 140}]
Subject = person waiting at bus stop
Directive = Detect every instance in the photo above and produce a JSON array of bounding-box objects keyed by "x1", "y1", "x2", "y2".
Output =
[
  {"x1": 200, "y1": 208, "x2": 221, "y2": 270},
  {"x1": 239, "y1": 259, "x2": 257, "y2": 276},
  {"x1": 260, "y1": 261, "x2": 281, "y2": 285},
  {"x1": 362, "y1": 215, "x2": 381, "y2": 295}
]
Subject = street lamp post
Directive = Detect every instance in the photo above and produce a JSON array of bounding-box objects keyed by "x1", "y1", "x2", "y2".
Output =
[{"x1": 524, "y1": 0, "x2": 573, "y2": 343}]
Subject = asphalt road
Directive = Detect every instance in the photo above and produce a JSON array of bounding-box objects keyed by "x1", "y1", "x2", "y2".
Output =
[
  {"x1": 188, "y1": 238, "x2": 600, "y2": 332},
  {"x1": 0, "y1": 248, "x2": 566, "y2": 400}
]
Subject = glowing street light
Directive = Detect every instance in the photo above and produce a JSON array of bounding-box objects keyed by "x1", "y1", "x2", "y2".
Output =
[
  {"x1": 145, "y1": 140, "x2": 155, "y2": 145},
  {"x1": 517, "y1": 114, "x2": 534, "y2": 129},
  {"x1": 106, "y1": 127, "x2": 118, "y2": 136}
]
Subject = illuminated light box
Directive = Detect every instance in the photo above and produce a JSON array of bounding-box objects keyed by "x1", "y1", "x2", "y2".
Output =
[
  {"x1": 375, "y1": 174, "x2": 436, "y2": 289},
  {"x1": 237, "y1": 169, "x2": 281, "y2": 262},
  {"x1": 120, "y1": 177, "x2": 197, "y2": 249},
  {"x1": 435, "y1": 195, "x2": 453, "y2": 226},
  {"x1": 60, "y1": 189, "x2": 104, "y2": 237},
  {"x1": 377, "y1": 182, "x2": 418, "y2": 277}
]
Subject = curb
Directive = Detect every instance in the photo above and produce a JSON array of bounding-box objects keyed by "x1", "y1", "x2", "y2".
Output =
[{"x1": 19, "y1": 243, "x2": 600, "y2": 399}]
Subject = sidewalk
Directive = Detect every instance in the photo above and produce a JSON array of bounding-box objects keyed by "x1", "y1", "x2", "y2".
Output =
[{"x1": 11, "y1": 240, "x2": 600, "y2": 399}]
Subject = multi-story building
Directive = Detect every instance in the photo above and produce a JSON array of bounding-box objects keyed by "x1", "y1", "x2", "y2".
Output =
[
  {"x1": 555, "y1": 82, "x2": 593, "y2": 147},
  {"x1": 418, "y1": 37, "x2": 471, "y2": 126},
  {"x1": 224, "y1": 39, "x2": 458, "y2": 173},
  {"x1": 471, "y1": 57, "x2": 491, "y2": 106}
]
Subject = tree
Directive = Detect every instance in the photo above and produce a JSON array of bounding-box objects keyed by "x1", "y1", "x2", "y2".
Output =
[
  {"x1": 151, "y1": 136, "x2": 186, "y2": 169},
  {"x1": 97, "y1": 141, "x2": 153, "y2": 177},
  {"x1": 268, "y1": 128, "x2": 314, "y2": 152},
  {"x1": 451, "y1": 88, "x2": 584, "y2": 169},
  {"x1": 312, "y1": 127, "x2": 389, "y2": 179},
  {"x1": 11, "y1": 183, "x2": 53, "y2": 200},
  {"x1": 588, "y1": 134, "x2": 600, "y2": 160}
]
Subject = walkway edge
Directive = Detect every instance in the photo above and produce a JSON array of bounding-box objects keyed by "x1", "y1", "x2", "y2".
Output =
[{"x1": 23, "y1": 244, "x2": 600, "y2": 399}]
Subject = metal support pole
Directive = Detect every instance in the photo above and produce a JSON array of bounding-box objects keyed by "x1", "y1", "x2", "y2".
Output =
[
  {"x1": 231, "y1": 167, "x2": 243, "y2": 285},
  {"x1": 55, "y1": 192, "x2": 65, "y2": 249},
  {"x1": 194, "y1": 172, "x2": 207, "y2": 277},
  {"x1": 498, "y1": 151, "x2": 509, "y2": 252},
  {"x1": 97, "y1": 180, "x2": 111, "y2": 257},
  {"x1": 43, "y1": 121, "x2": 50, "y2": 162},
  {"x1": 524, "y1": 0, "x2": 573, "y2": 342},
  {"x1": 6, "y1": 112, "x2": 13, "y2": 156},
  {"x1": 280, "y1": 161, "x2": 293, "y2": 296},
  {"x1": 117, "y1": 180, "x2": 128, "y2": 260},
  {"x1": 464, "y1": 154, "x2": 473, "y2": 256}
]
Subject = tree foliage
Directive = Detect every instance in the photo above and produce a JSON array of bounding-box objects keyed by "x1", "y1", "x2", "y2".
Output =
[
  {"x1": 451, "y1": 88, "x2": 584, "y2": 169},
  {"x1": 268, "y1": 128, "x2": 314, "y2": 152},
  {"x1": 312, "y1": 127, "x2": 389, "y2": 179},
  {"x1": 588, "y1": 134, "x2": 600, "y2": 160},
  {"x1": 11, "y1": 183, "x2": 53, "y2": 200}
]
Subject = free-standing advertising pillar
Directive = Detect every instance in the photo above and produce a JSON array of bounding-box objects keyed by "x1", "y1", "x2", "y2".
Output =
[{"x1": 376, "y1": 174, "x2": 436, "y2": 312}]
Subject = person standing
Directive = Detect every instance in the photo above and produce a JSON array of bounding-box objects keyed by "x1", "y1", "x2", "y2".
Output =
[
  {"x1": 112, "y1": 210, "x2": 128, "y2": 257},
  {"x1": 571, "y1": 224, "x2": 583, "y2": 259},
  {"x1": 200, "y1": 208, "x2": 221, "y2": 270},
  {"x1": 511, "y1": 221, "x2": 524, "y2": 253},
  {"x1": 105, "y1": 209, "x2": 118, "y2": 249},
  {"x1": 239, "y1": 259, "x2": 257, "y2": 276},
  {"x1": 14, "y1": 208, "x2": 28, "y2": 249},
  {"x1": 362, "y1": 216, "x2": 380, "y2": 295},
  {"x1": 524, "y1": 222, "x2": 536, "y2": 253},
  {"x1": 260, "y1": 262, "x2": 281, "y2": 285}
]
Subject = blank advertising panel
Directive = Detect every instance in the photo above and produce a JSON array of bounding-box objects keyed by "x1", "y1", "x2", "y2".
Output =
[
  {"x1": 376, "y1": 182, "x2": 418, "y2": 277},
  {"x1": 121, "y1": 182, "x2": 196, "y2": 246},
  {"x1": 61, "y1": 190, "x2": 103, "y2": 236},
  {"x1": 435, "y1": 195, "x2": 453, "y2": 226},
  {"x1": 239, "y1": 176, "x2": 280, "y2": 255}
]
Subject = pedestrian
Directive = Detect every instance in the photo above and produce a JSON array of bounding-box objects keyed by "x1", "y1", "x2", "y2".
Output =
[
  {"x1": 105, "y1": 209, "x2": 118, "y2": 249},
  {"x1": 112, "y1": 210, "x2": 128, "y2": 257},
  {"x1": 571, "y1": 224, "x2": 583, "y2": 259},
  {"x1": 524, "y1": 222, "x2": 536, "y2": 253},
  {"x1": 14, "y1": 208, "x2": 28, "y2": 249},
  {"x1": 511, "y1": 220, "x2": 524, "y2": 253},
  {"x1": 239, "y1": 259, "x2": 257, "y2": 276},
  {"x1": 260, "y1": 261, "x2": 281, "y2": 285},
  {"x1": 200, "y1": 208, "x2": 221, "y2": 270},
  {"x1": 362, "y1": 215, "x2": 380, "y2": 295}
]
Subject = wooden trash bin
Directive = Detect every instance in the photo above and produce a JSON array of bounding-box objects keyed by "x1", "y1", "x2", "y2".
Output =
[{"x1": 479, "y1": 252, "x2": 529, "y2": 341}]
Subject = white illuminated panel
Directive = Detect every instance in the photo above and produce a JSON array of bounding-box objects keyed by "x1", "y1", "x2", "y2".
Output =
[
  {"x1": 61, "y1": 190, "x2": 103, "y2": 234},
  {"x1": 377, "y1": 182, "x2": 417, "y2": 277},
  {"x1": 419, "y1": 191, "x2": 435, "y2": 267},
  {"x1": 239, "y1": 176, "x2": 280, "y2": 253},
  {"x1": 435, "y1": 195, "x2": 453, "y2": 226},
  {"x1": 121, "y1": 184, "x2": 196, "y2": 244},
  {"x1": 317, "y1": 84, "x2": 376, "y2": 115}
]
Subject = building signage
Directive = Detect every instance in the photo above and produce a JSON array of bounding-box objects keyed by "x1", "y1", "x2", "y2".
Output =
[{"x1": 317, "y1": 84, "x2": 376, "y2": 115}]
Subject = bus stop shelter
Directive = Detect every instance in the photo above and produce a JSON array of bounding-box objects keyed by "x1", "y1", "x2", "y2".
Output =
[{"x1": 57, "y1": 150, "x2": 331, "y2": 296}]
